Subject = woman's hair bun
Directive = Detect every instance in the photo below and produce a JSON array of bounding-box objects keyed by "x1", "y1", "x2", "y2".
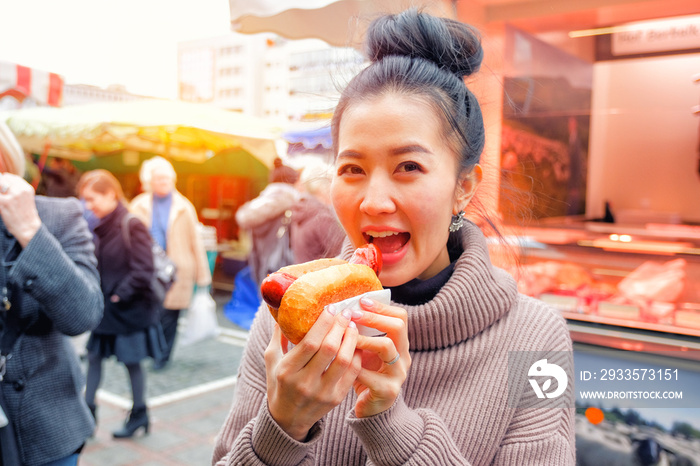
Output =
[{"x1": 365, "y1": 8, "x2": 483, "y2": 79}]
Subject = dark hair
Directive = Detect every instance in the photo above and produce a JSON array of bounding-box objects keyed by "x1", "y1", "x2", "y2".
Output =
[
  {"x1": 331, "y1": 9, "x2": 518, "y2": 266},
  {"x1": 331, "y1": 8, "x2": 485, "y2": 174},
  {"x1": 77, "y1": 169, "x2": 125, "y2": 201}
]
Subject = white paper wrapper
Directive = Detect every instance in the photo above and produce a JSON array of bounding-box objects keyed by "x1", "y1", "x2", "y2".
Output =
[{"x1": 324, "y1": 289, "x2": 391, "y2": 336}]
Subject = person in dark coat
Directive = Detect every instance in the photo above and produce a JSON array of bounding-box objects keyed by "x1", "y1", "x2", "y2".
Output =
[
  {"x1": 36, "y1": 156, "x2": 82, "y2": 198},
  {"x1": 77, "y1": 169, "x2": 162, "y2": 440},
  {"x1": 0, "y1": 122, "x2": 103, "y2": 466}
]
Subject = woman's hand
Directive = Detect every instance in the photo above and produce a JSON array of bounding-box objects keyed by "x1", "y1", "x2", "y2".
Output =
[
  {"x1": 0, "y1": 173, "x2": 41, "y2": 247},
  {"x1": 351, "y1": 297, "x2": 411, "y2": 418},
  {"x1": 265, "y1": 306, "x2": 363, "y2": 441}
]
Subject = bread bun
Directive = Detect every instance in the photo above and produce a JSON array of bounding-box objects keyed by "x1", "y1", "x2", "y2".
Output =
[
  {"x1": 276, "y1": 263, "x2": 382, "y2": 344},
  {"x1": 278, "y1": 258, "x2": 347, "y2": 279},
  {"x1": 261, "y1": 245, "x2": 383, "y2": 344}
]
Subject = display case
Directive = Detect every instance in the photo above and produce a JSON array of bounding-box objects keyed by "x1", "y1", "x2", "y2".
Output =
[{"x1": 497, "y1": 221, "x2": 700, "y2": 361}]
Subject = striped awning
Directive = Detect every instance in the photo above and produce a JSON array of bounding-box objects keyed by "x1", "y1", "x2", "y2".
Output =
[{"x1": 0, "y1": 61, "x2": 64, "y2": 108}]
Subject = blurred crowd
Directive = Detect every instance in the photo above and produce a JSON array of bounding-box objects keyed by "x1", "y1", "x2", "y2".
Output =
[{"x1": 0, "y1": 119, "x2": 343, "y2": 464}]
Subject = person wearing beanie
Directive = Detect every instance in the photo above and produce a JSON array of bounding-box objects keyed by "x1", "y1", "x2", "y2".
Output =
[
  {"x1": 236, "y1": 158, "x2": 300, "y2": 286},
  {"x1": 269, "y1": 157, "x2": 301, "y2": 185}
]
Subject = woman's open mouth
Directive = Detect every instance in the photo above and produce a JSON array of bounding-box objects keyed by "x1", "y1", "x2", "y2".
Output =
[{"x1": 363, "y1": 231, "x2": 410, "y2": 265}]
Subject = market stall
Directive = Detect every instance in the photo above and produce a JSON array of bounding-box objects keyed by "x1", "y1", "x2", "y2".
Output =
[
  {"x1": 282, "y1": 124, "x2": 333, "y2": 165},
  {"x1": 493, "y1": 221, "x2": 700, "y2": 356},
  {"x1": 3, "y1": 99, "x2": 284, "y2": 241}
]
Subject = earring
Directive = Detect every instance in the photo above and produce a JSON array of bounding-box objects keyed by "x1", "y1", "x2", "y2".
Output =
[{"x1": 449, "y1": 211, "x2": 465, "y2": 233}]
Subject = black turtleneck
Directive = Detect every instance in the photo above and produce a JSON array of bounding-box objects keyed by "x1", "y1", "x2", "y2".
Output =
[
  {"x1": 387, "y1": 235, "x2": 463, "y2": 306},
  {"x1": 389, "y1": 261, "x2": 456, "y2": 306}
]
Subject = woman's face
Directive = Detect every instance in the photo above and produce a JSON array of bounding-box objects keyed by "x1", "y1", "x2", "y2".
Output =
[
  {"x1": 150, "y1": 168, "x2": 175, "y2": 196},
  {"x1": 81, "y1": 186, "x2": 118, "y2": 219},
  {"x1": 331, "y1": 94, "x2": 476, "y2": 287}
]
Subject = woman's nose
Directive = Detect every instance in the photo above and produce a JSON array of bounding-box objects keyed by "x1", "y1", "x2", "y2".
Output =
[{"x1": 359, "y1": 175, "x2": 396, "y2": 216}]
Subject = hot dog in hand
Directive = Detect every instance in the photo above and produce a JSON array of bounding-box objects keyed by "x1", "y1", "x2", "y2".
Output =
[{"x1": 261, "y1": 244, "x2": 382, "y2": 344}]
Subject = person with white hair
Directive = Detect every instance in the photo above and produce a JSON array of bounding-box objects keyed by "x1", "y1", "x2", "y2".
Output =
[
  {"x1": 129, "y1": 156, "x2": 211, "y2": 370},
  {"x1": 297, "y1": 157, "x2": 334, "y2": 206},
  {"x1": 0, "y1": 122, "x2": 103, "y2": 464},
  {"x1": 290, "y1": 158, "x2": 345, "y2": 263}
]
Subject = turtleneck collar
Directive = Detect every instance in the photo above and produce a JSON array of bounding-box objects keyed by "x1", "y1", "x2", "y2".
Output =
[
  {"x1": 94, "y1": 202, "x2": 127, "y2": 237},
  {"x1": 153, "y1": 191, "x2": 173, "y2": 203},
  {"x1": 340, "y1": 221, "x2": 518, "y2": 351},
  {"x1": 389, "y1": 262, "x2": 455, "y2": 306}
]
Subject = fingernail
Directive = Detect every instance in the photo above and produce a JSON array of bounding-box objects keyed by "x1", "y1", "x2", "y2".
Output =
[
  {"x1": 351, "y1": 309, "x2": 363, "y2": 319},
  {"x1": 326, "y1": 304, "x2": 337, "y2": 316},
  {"x1": 360, "y1": 297, "x2": 374, "y2": 308},
  {"x1": 341, "y1": 309, "x2": 352, "y2": 320},
  {"x1": 348, "y1": 321, "x2": 357, "y2": 329}
]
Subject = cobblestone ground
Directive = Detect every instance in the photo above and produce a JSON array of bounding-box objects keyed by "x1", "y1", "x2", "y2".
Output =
[
  {"x1": 80, "y1": 287, "x2": 252, "y2": 465},
  {"x1": 83, "y1": 329, "x2": 245, "y2": 403}
]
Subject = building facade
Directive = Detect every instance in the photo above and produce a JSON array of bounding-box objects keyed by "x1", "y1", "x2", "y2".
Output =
[
  {"x1": 177, "y1": 33, "x2": 364, "y2": 122},
  {"x1": 63, "y1": 83, "x2": 149, "y2": 106}
]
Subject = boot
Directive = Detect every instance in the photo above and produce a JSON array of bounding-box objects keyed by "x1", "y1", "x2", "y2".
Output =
[{"x1": 112, "y1": 406, "x2": 149, "y2": 438}]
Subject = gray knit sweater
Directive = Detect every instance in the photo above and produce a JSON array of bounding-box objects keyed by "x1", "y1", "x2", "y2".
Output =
[{"x1": 213, "y1": 221, "x2": 576, "y2": 465}]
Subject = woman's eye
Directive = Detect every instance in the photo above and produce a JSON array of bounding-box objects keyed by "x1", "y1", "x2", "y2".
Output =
[
  {"x1": 397, "y1": 161, "x2": 422, "y2": 173},
  {"x1": 338, "y1": 165, "x2": 364, "y2": 176}
]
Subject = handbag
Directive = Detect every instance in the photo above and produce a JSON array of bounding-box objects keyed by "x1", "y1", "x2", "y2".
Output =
[
  {"x1": 121, "y1": 214, "x2": 177, "y2": 304},
  {"x1": 179, "y1": 287, "x2": 220, "y2": 346}
]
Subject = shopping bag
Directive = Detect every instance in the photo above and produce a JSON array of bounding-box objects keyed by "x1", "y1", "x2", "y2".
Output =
[
  {"x1": 180, "y1": 287, "x2": 220, "y2": 346},
  {"x1": 224, "y1": 266, "x2": 261, "y2": 331}
]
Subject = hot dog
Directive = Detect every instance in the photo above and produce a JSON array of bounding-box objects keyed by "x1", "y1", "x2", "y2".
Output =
[{"x1": 261, "y1": 244, "x2": 383, "y2": 344}]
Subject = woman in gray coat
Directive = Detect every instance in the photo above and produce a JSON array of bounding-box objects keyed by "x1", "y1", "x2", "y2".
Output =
[{"x1": 0, "y1": 122, "x2": 103, "y2": 465}]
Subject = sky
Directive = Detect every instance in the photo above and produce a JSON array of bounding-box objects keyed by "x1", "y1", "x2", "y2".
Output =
[{"x1": 0, "y1": 0, "x2": 233, "y2": 99}]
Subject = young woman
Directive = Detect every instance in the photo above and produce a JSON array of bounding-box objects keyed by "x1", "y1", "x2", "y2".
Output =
[
  {"x1": 213, "y1": 9, "x2": 575, "y2": 465},
  {"x1": 78, "y1": 169, "x2": 162, "y2": 438}
]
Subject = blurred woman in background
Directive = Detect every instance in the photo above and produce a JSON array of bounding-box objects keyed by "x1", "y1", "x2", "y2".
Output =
[
  {"x1": 78, "y1": 169, "x2": 162, "y2": 439},
  {"x1": 130, "y1": 156, "x2": 211, "y2": 370}
]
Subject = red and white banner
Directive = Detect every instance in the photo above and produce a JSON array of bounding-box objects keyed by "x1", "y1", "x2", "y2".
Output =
[{"x1": 0, "y1": 61, "x2": 64, "y2": 107}]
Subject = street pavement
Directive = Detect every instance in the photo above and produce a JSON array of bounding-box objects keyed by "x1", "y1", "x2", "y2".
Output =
[{"x1": 80, "y1": 287, "x2": 249, "y2": 466}]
